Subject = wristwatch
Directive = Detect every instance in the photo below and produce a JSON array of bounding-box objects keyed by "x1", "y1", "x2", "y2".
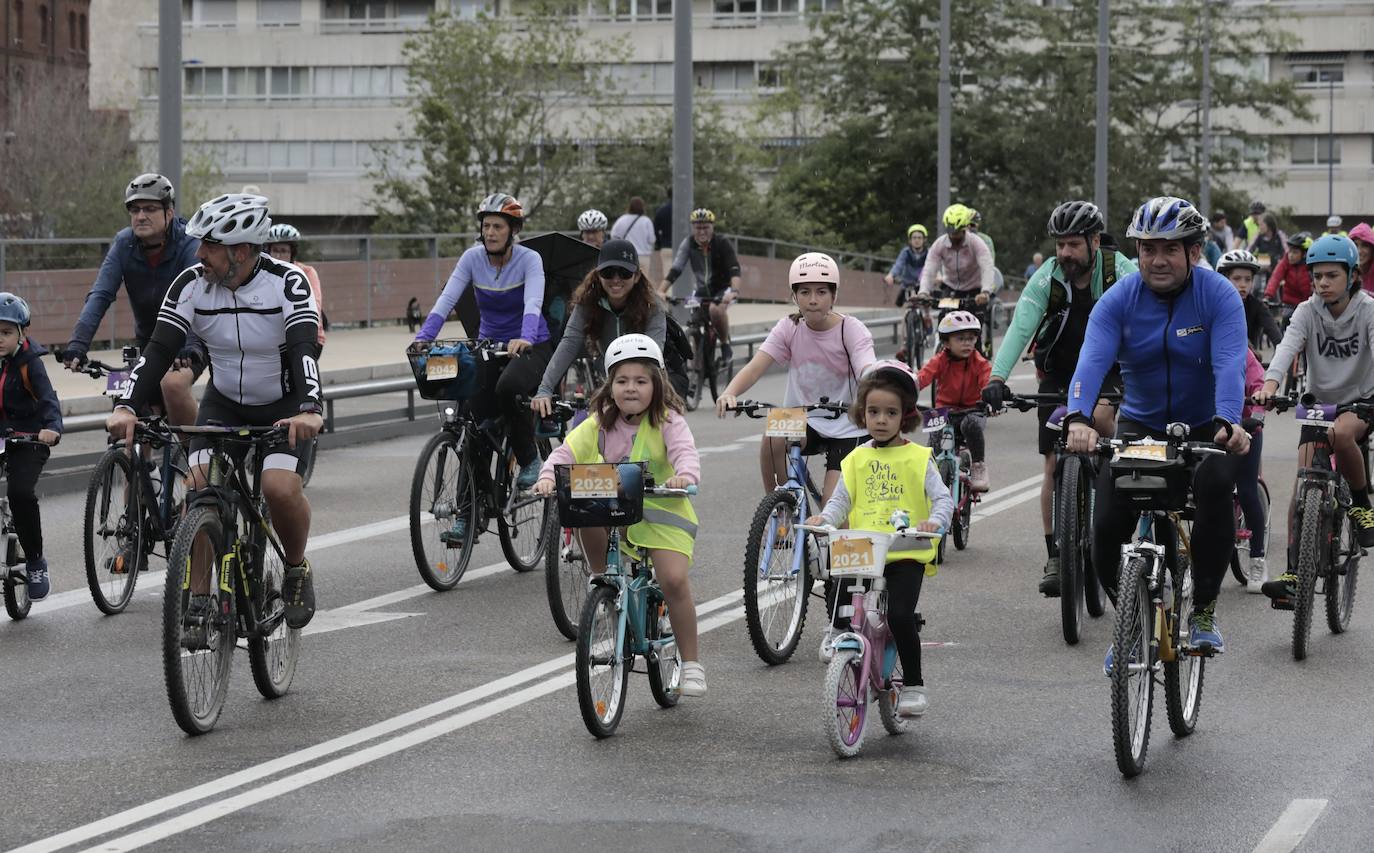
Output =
[{"x1": 299, "y1": 402, "x2": 324, "y2": 416}]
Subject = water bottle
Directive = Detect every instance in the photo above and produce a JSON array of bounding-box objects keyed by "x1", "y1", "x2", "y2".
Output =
[{"x1": 889, "y1": 509, "x2": 910, "y2": 531}]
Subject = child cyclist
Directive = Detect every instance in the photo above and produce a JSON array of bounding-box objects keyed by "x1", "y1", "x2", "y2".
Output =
[
  {"x1": 806, "y1": 361, "x2": 952, "y2": 716},
  {"x1": 1217, "y1": 250, "x2": 1273, "y2": 590},
  {"x1": 716, "y1": 252, "x2": 875, "y2": 501},
  {"x1": 916, "y1": 311, "x2": 992, "y2": 491},
  {"x1": 1254, "y1": 234, "x2": 1374, "y2": 601},
  {"x1": 0, "y1": 293, "x2": 63, "y2": 600},
  {"x1": 533, "y1": 334, "x2": 705, "y2": 696}
]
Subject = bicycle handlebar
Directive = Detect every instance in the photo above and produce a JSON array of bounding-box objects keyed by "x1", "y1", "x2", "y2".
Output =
[
  {"x1": 797, "y1": 523, "x2": 940, "y2": 541},
  {"x1": 53, "y1": 350, "x2": 127, "y2": 378},
  {"x1": 2, "y1": 429, "x2": 55, "y2": 446},
  {"x1": 728, "y1": 399, "x2": 847, "y2": 420},
  {"x1": 1002, "y1": 391, "x2": 1122, "y2": 413},
  {"x1": 406, "y1": 339, "x2": 510, "y2": 359}
]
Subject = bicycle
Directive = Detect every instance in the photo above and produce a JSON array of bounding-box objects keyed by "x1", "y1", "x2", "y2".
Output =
[
  {"x1": 535, "y1": 397, "x2": 593, "y2": 641},
  {"x1": 728, "y1": 399, "x2": 848, "y2": 665},
  {"x1": 555, "y1": 461, "x2": 696, "y2": 738},
  {"x1": 1265, "y1": 396, "x2": 1366, "y2": 661},
  {"x1": 405, "y1": 340, "x2": 556, "y2": 590},
  {"x1": 160, "y1": 423, "x2": 301, "y2": 735},
  {"x1": 920, "y1": 405, "x2": 983, "y2": 562},
  {"x1": 798, "y1": 523, "x2": 939, "y2": 758},
  {"x1": 916, "y1": 291, "x2": 994, "y2": 361},
  {"x1": 0, "y1": 432, "x2": 53, "y2": 621},
  {"x1": 899, "y1": 291, "x2": 931, "y2": 368},
  {"x1": 1103, "y1": 425, "x2": 1225, "y2": 777},
  {"x1": 1229, "y1": 415, "x2": 1272, "y2": 587},
  {"x1": 670, "y1": 295, "x2": 733, "y2": 411}
]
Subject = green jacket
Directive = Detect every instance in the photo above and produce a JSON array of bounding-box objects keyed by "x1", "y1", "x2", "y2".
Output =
[{"x1": 990, "y1": 249, "x2": 1137, "y2": 381}]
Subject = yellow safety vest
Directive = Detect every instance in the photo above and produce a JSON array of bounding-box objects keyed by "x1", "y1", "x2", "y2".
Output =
[
  {"x1": 840, "y1": 441, "x2": 939, "y2": 567},
  {"x1": 564, "y1": 413, "x2": 698, "y2": 559}
]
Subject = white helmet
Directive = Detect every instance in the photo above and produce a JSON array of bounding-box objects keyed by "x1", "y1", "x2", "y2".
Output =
[
  {"x1": 604, "y1": 333, "x2": 663, "y2": 371},
  {"x1": 863, "y1": 359, "x2": 918, "y2": 398},
  {"x1": 789, "y1": 252, "x2": 840, "y2": 292},
  {"x1": 577, "y1": 209, "x2": 608, "y2": 232},
  {"x1": 937, "y1": 310, "x2": 981, "y2": 336},
  {"x1": 186, "y1": 193, "x2": 272, "y2": 245}
]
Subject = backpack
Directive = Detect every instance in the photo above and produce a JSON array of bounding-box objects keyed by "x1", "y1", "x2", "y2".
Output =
[
  {"x1": 1031, "y1": 249, "x2": 1118, "y2": 369},
  {"x1": 662, "y1": 313, "x2": 693, "y2": 397}
]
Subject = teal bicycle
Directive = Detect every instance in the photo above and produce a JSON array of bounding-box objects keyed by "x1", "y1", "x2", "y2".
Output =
[{"x1": 555, "y1": 461, "x2": 696, "y2": 738}]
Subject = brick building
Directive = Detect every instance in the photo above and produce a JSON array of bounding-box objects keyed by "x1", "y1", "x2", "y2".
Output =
[{"x1": 1, "y1": 0, "x2": 91, "y2": 132}]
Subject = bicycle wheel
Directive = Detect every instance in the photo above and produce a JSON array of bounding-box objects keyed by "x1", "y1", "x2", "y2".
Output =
[
  {"x1": 3, "y1": 562, "x2": 30, "y2": 620},
  {"x1": 703, "y1": 335, "x2": 721, "y2": 403},
  {"x1": 545, "y1": 526, "x2": 589, "y2": 641},
  {"x1": 903, "y1": 310, "x2": 921, "y2": 369},
  {"x1": 953, "y1": 450, "x2": 973, "y2": 550},
  {"x1": 936, "y1": 458, "x2": 955, "y2": 563},
  {"x1": 163, "y1": 506, "x2": 236, "y2": 736},
  {"x1": 823, "y1": 647, "x2": 868, "y2": 758},
  {"x1": 1110, "y1": 555, "x2": 1155, "y2": 778},
  {"x1": 876, "y1": 641, "x2": 908, "y2": 736},
  {"x1": 1229, "y1": 493, "x2": 1248, "y2": 585},
  {"x1": 498, "y1": 439, "x2": 554, "y2": 573},
  {"x1": 575, "y1": 584, "x2": 630, "y2": 738},
  {"x1": 646, "y1": 598, "x2": 681, "y2": 709},
  {"x1": 1057, "y1": 455, "x2": 1089, "y2": 645},
  {"x1": 1164, "y1": 557, "x2": 1205, "y2": 737},
  {"x1": 248, "y1": 515, "x2": 300, "y2": 700},
  {"x1": 1325, "y1": 484, "x2": 1359, "y2": 634},
  {"x1": 1292, "y1": 488, "x2": 1323, "y2": 661},
  {"x1": 409, "y1": 431, "x2": 478, "y2": 591},
  {"x1": 685, "y1": 339, "x2": 704, "y2": 412},
  {"x1": 83, "y1": 447, "x2": 144, "y2": 615},
  {"x1": 743, "y1": 491, "x2": 810, "y2": 665}
]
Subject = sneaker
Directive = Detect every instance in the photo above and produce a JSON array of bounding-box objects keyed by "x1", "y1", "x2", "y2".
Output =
[
  {"x1": 1245, "y1": 556, "x2": 1268, "y2": 594},
  {"x1": 720, "y1": 344, "x2": 735, "y2": 366},
  {"x1": 439, "y1": 518, "x2": 468, "y2": 547},
  {"x1": 817, "y1": 624, "x2": 837, "y2": 663},
  {"x1": 1038, "y1": 556, "x2": 1061, "y2": 598},
  {"x1": 181, "y1": 594, "x2": 214, "y2": 651},
  {"x1": 516, "y1": 458, "x2": 543, "y2": 490},
  {"x1": 1262, "y1": 572, "x2": 1298, "y2": 601},
  {"x1": 897, "y1": 685, "x2": 929, "y2": 717},
  {"x1": 25, "y1": 556, "x2": 49, "y2": 601},
  {"x1": 281, "y1": 560, "x2": 317, "y2": 629},
  {"x1": 1188, "y1": 602, "x2": 1224, "y2": 654},
  {"x1": 969, "y1": 462, "x2": 990, "y2": 492},
  {"x1": 1348, "y1": 505, "x2": 1374, "y2": 547},
  {"x1": 680, "y1": 661, "x2": 707, "y2": 697}
]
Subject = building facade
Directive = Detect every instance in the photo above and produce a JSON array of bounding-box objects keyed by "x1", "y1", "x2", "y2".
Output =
[{"x1": 2, "y1": 0, "x2": 91, "y2": 131}]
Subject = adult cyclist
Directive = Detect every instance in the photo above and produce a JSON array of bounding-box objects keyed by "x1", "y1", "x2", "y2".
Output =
[
  {"x1": 917, "y1": 204, "x2": 996, "y2": 331},
  {"x1": 64, "y1": 173, "x2": 204, "y2": 425},
  {"x1": 981, "y1": 200, "x2": 1137, "y2": 596},
  {"x1": 106, "y1": 193, "x2": 324, "y2": 630},
  {"x1": 265, "y1": 223, "x2": 325, "y2": 354},
  {"x1": 968, "y1": 208, "x2": 996, "y2": 265},
  {"x1": 660, "y1": 208, "x2": 741, "y2": 366},
  {"x1": 1063, "y1": 196, "x2": 1249, "y2": 668},
  {"x1": 577, "y1": 209, "x2": 608, "y2": 248},
  {"x1": 885, "y1": 223, "x2": 929, "y2": 306}
]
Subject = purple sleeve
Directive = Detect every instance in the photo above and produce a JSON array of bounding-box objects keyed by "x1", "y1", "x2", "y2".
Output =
[
  {"x1": 416, "y1": 252, "x2": 473, "y2": 342},
  {"x1": 520, "y1": 251, "x2": 547, "y2": 341},
  {"x1": 662, "y1": 413, "x2": 701, "y2": 484}
]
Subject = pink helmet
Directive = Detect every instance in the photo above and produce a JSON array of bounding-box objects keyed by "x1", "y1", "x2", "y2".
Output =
[
  {"x1": 1349, "y1": 222, "x2": 1374, "y2": 250},
  {"x1": 863, "y1": 359, "x2": 918, "y2": 398},
  {"x1": 937, "y1": 310, "x2": 981, "y2": 336},
  {"x1": 789, "y1": 252, "x2": 840, "y2": 292}
]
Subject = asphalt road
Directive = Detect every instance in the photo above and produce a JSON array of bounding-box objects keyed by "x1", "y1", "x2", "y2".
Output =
[{"x1": 2, "y1": 365, "x2": 1369, "y2": 853}]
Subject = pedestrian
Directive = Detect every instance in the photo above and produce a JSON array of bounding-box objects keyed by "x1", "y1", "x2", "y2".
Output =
[
  {"x1": 610, "y1": 196, "x2": 656, "y2": 274},
  {"x1": 653, "y1": 191, "x2": 673, "y2": 278},
  {"x1": 1023, "y1": 252, "x2": 1044, "y2": 280},
  {"x1": 1210, "y1": 211, "x2": 1233, "y2": 256},
  {"x1": 406, "y1": 297, "x2": 422, "y2": 334}
]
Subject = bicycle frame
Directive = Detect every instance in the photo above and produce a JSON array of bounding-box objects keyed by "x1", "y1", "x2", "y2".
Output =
[
  {"x1": 829, "y1": 575, "x2": 903, "y2": 694},
  {"x1": 757, "y1": 442, "x2": 814, "y2": 583},
  {"x1": 595, "y1": 532, "x2": 669, "y2": 661}
]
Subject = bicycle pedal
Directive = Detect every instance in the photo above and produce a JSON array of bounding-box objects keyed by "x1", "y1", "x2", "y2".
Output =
[{"x1": 1269, "y1": 597, "x2": 1295, "y2": 611}]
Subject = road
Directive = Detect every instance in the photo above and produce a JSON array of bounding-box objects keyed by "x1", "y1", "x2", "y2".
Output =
[{"x1": 1, "y1": 366, "x2": 1369, "y2": 853}]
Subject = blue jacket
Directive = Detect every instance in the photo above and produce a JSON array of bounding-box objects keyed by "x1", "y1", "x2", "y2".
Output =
[
  {"x1": 888, "y1": 246, "x2": 927, "y2": 286},
  {"x1": 1068, "y1": 266, "x2": 1246, "y2": 430},
  {"x1": 67, "y1": 218, "x2": 201, "y2": 355},
  {"x1": 0, "y1": 339, "x2": 63, "y2": 434}
]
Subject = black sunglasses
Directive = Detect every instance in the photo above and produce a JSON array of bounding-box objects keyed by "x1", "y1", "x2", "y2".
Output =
[{"x1": 599, "y1": 267, "x2": 636, "y2": 280}]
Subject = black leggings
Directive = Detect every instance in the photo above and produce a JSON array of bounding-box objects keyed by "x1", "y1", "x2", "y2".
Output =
[
  {"x1": 1092, "y1": 420, "x2": 1239, "y2": 611},
  {"x1": 473, "y1": 341, "x2": 553, "y2": 466},
  {"x1": 6, "y1": 443, "x2": 49, "y2": 561},
  {"x1": 827, "y1": 559, "x2": 927, "y2": 686}
]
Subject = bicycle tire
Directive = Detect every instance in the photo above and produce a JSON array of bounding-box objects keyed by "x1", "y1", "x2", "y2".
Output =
[
  {"x1": 935, "y1": 458, "x2": 955, "y2": 564},
  {"x1": 545, "y1": 526, "x2": 588, "y2": 641},
  {"x1": 83, "y1": 447, "x2": 144, "y2": 615},
  {"x1": 645, "y1": 598, "x2": 681, "y2": 709},
  {"x1": 498, "y1": 437, "x2": 554, "y2": 573},
  {"x1": 954, "y1": 450, "x2": 973, "y2": 550},
  {"x1": 409, "y1": 431, "x2": 477, "y2": 591},
  {"x1": 575, "y1": 584, "x2": 630, "y2": 738},
  {"x1": 1292, "y1": 488, "x2": 1323, "y2": 661},
  {"x1": 1057, "y1": 455, "x2": 1088, "y2": 645},
  {"x1": 876, "y1": 644, "x2": 908, "y2": 736},
  {"x1": 3, "y1": 565, "x2": 30, "y2": 620},
  {"x1": 1325, "y1": 484, "x2": 1359, "y2": 635},
  {"x1": 1083, "y1": 467, "x2": 1105, "y2": 618},
  {"x1": 823, "y1": 648, "x2": 868, "y2": 758},
  {"x1": 1110, "y1": 555, "x2": 1154, "y2": 778},
  {"x1": 247, "y1": 509, "x2": 300, "y2": 700},
  {"x1": 742, "y1": 490, "x2": 810, "y2": 666},
  {"x1": 1229, "y1": 494, "x2": 1248, "y2": 585},
  {"x1": 1164, "y1": 553, "x2": 1205, "y2": 737},
  {"x1": 163, "y1": 505, "x2": 235, "y2": 736},
  {"x1": 299, "y1": 437, "x2": 318, "y2": 488},
  {"x1": 903, "y1": 310, "x2": 921, "y2": 369},
  {"x1": 685, "y1": 337, "x2": 704, "y2": 412},
  {"x1": 703, "y1": 334, "x2": 721, "y2": 403}
]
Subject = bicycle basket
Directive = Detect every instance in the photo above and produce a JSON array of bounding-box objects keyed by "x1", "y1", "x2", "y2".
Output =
[
  {"x1": 1109, "y1": 445, "x2": 1191, "y2": 511},
  {"x1": 826, "y1": 529, "x2": 893, "y2": 579},
  {"x1": 554, "y1": 462, "x2": 646, "y2": 528},
  {"x1": 407, "y1": 341, "x2": 478, "y2": 401}
]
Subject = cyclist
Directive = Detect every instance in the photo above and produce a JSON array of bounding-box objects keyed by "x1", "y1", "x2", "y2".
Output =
[
  {"x1": 884, "y1": 224, "x2": 928, "y2": 307},
  {"x1": 414, "y1": 193, "x2": 552, "y2": 490},
  {"x1": 106, "y1": 193, "x2": 324, "y2": 630},
  {"x1": 1264, "y1": 232, "x2": 1314, "y2": 324},
  {"x1": 917, "y1": 311, "x2": 991, "y2": 491},
  {"x1": 1237, "y1": 200, "x2": 1266, "y2": 249},
  {"x1": 1247, "y1": 213, "x2": 1287, "y2": 274},
  {"x1": 1349, "y1": 222, "x2": 1374, "y2": 291},
  {"x1": 917, "y1": 204, "x2": 995, "y2": 312},
  {"x1": 660, "y1": 208, "x2": 741, "y2": 366},
  {"x1": 1064, "y1": 196, "x2": 1249, "y2": 667},
  {"x1": 968, "y1": 208, "x2": 995, "y2": 264},
  {"x1": 63, "y1": 173, "x2": 204, "y2": 426},
  {"x1": 982, "y1": 201, "x2": 1134, "y2": 594},
  {"x1": 1220, "y1": 249, "x2": 1282, "y2": 350},
  {"x1": 1254, "y1": 235, "x2": 1374, "y2": 601},
  {"x1": 265, "y1": 223, "x2": 325, "y2": 352},
  {"x1": 1324, "y1": 215, "x2": 1346, "y2": 237},
  {"x1": 577, "y1": 209, "x2": 608, "y2": 248}
]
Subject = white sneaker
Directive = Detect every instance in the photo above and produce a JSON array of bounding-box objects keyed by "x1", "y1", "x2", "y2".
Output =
[
  {"x1": 898, "y1": 685, "x2": 929, "y2": 717},
  {"x1": 1246, "y1": 556, "x2": 1268, "y2": 594},
  {"x1": 970, "y1": 462, "x2": 990, "y2": 492},
  {"x1": 680, "y1": 661, "x2": 706, "y2": 697},
  {"x1": 818, "y1": 625, "x2": 837, "y2": 663}
]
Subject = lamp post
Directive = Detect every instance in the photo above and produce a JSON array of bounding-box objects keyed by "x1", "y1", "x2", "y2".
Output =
[
  {"x1": 936, "y1": 0, "x2": 951, "y2": 222},
  {"x1": 1094, "y1": 0, "x2": 1108, "y2": 215},
  {"x1": 1198, "y1": 0, "x2": 1213, "y2": 217},
  {"x1": 1322, "y1": 70, "x2": 1335, "y2": 219},
  {"x1": 158, "y1": 0, "x2": 182, "y2": 196},
  {"x1": 670, "y1": 0, "x2": 693, "y2": 293}
]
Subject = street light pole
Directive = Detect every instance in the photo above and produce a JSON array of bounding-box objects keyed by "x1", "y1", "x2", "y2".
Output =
[
  {"x1": 157, "y1": 0, "x2": 183, "y2": 196},
  {"x1": 1199, "y1": 0, "x2": 1213, "y2": 217},
  {"x1": 1094, "y1": 0, "x2": 1109, "y2": 216},
  {"x1": 936, "y1": 0, "x2": 951, "y2": 222},
  {"x1": 1326, "y1": 73, "x2": 1334, "y2": 219},
  {"x1": 671, "y1": 0, "x2": 693, "y2": 292}
]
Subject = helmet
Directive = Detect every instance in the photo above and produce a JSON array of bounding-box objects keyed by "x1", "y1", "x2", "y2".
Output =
[
  {"x1": 906, "y1": 223, "x2": 927, "y2": 239},
  {"x1": 577, "y1": 209, "x2": 608, "y2": 232},
  {"x1": 1305, "y1": 234, "x2": 1360, "y2": 283},
  {"x1": 863, "y1": 359, "x2": 918, "y2": 399},
  {"x1": 267, "y1": 223, "x2": 301, "y2": 244},
  {"x1": 125, "y1": 173, "x2": 175, "y2": 207},
  {"x1": 476, "y1": 193, "x2": 525, "y2": 225},
  {"x1": 604, "y1": 333, "x2": 664, "y2": 371},
  {"x1": 789, "y1": 252, "x2": 839, "y2": 291},
  {"x1": 1249, "y1": 200, "x2": 1266, "y2": 215},
  {"x1": 1349, "y1": 222, "x2": 1374, "y2": 249},
  {"x1": 937, "y1": 310, "x2": 981, "y2": 336},
  {"x1": 1047, "y1": 200, "x2": 1105, "y2": 238},
  {"x1": 970, "y1": 209, "x2": 983, "y2": 227},
  {"x1": 942, "y1": 204, "x2": 975, "y2": 231},
  {"x1": 1327, "y1": 215, "x2": 1344, "y2": 229},
  {"x1": 689, "y1": 208, "x2": 716, "y2": 224},
  {"x1": 1286, "y1": 231, "x2": 1312, "y2": 250},
  {"x1": 185, "y1": 193, "x2": 272, "y2": 245},
  {"x1": 1216, "y1": 249, "x2": 1261, "y2": 274},
  {"x1": 1126, "y1": 196, "x2": 1207, "y2": 244},
  {"x1": 0, "y1": 292, "x2": 31, "y2": 328}
]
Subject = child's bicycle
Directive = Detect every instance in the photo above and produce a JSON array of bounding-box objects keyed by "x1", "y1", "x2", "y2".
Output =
[
  {"x1": 727, "y1": 399, "x2": 847, "y2": 665},
  {"x1": 0, "y1": 432, "x2": 55, "y2": 620},
  {"x1": 798, "y1": 522, "x2": 939, "y2": 758},
  {"x1": 553, "y1": 461, "x2": 696, "y2": 738},
  {"x1": 921, "y1": 405, "x2": 983, "y2": 561},
  {"x1": 1229, "y1": 415, "x2": 1272, "y2": 587}
]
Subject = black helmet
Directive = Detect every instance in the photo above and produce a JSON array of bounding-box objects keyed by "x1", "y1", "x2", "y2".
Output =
[
  {"x1": 1286, "y1": 231, "x2": 1312, "y2": 250},
  {"x1": 1249, "y1": 200, "x2": 1266, "y2": 215},
  {"x1": 1047, "y1": 201, "x2": 1104, "y2": 238}
]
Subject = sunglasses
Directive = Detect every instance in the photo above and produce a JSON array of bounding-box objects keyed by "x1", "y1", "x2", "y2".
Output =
[
  {"x1": 128, "y1": 204, "x2": 164, "y2": 217},
  {"x1": 599, "y1": 267, "x2": 636, "y2": 280}
]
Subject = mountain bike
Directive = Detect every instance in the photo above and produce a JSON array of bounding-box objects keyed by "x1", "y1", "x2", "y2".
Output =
[
  {"x1": 161, "y1": 424, "x2": 301, "y2": 735},
  {"x1": 670, "y1": 295, "x2": 733, "y2": 411},
  {"x1": 556, "y1": 461, "x2": 696, "y2": 738},
  {"x1": 920, "y1": 405, "x2": 983, "y2": 562},
  {"x1": 406, "y1": 340, "x2": 556, "y2": 590},
  {"x1": 729, "y1": 399, "x2": 848, "y2": 665},
  {"x1": 900, "y1": 292, "x2": 931, "y2": 368},
  {"x1": 0, "y1": 432, "x2": 53, "y2": 621},
  {"x1": 799, "y1": 523, "x2": 939, "y2": 758}
]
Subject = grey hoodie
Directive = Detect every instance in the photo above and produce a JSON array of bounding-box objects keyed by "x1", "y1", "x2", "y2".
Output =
[{"x1": 1265, "y1": 290, "x2": 1374, "y2": 403}]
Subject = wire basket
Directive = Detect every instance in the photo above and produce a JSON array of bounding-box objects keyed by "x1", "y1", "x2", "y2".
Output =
[{"x1": 407, "y1": 340, "x2": 479, "y2": 401}]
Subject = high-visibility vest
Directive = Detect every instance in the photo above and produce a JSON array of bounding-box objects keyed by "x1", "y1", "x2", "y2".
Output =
[{"x1": 840, "y1": 441, "x2": 938, "y2": 566}]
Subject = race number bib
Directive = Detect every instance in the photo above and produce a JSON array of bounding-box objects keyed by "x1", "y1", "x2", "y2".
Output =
[
  {"x1": 1117, "y1": 443, "x2": 1167, "y2": 461},
  {"x1": 569, "y1": 463, "x2": 619, "y2": 499},
  {"x1": 938, "y1": 297, "x2": 960, "y2": 309},
  {"x1": 830, "y1": 537, "x2": 878, "y2": 575},
  {"x1": 104, "y1": 370, "x2": 132, "y2": 399},
  {"x1": 425, "y1": 355, "x2": 458, "y2": 380},
  {"x1": 765, "y1": 407, "x2": 808, "y2": 439}
]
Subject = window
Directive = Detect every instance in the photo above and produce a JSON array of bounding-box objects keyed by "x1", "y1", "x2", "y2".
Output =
[
  {"x1": 190, "y1": 0, "x2": 237, "y2": 23},
  {"x1": 1290, "y1": 136, "x2": 1341, "y2": 165},
  {"x1": 14, "y1": 1, "x2": 22, "y2": 43},
  {"x1": 258, "y1": 0, "x2": 302, "y2": 23},
  {"x1": 1291, "y1": 63, "x2": 1343, "y2": 85},
  {"x1": 270, "y1": 66, "x2": 309, "y2": 96},
  {"x1": 228, "y1": 67, "x2": 266, "y2": 96},
  {"x1": 79, "y1": 14, "x2": 87, "y2": 51},
  {"x1": 68, "y1": 10, "x2": 75, "y2": 49},
  {"x1": 39, "y1": 3, "x2": 48, "y2": 46}
]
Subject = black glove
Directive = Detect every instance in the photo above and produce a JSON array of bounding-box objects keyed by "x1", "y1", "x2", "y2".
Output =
[
  {"x1": 62, "y1": 343, "x2": 89, "y2": 367},
  {"x1": 981, "y1": 379, "x2": 1008, "y2": 411},
  {"x1": 175, "y1": 346, "x2": 206, "y2": 370}
]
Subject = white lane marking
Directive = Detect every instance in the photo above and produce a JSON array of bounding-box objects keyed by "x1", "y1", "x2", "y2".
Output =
[
  {"x1": 698, "y1": 443, "x2": 742, "y2": 456},
  {"x1": 971, "y1": 487, "x2": 1041, "y2": 522},
  {"x1": 1252, "y1": 799, "x2": 1328, "y2": 853}
]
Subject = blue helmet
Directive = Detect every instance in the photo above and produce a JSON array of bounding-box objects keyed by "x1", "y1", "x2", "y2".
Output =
[
  {"x1": 0, "y1": 293, "x2": 31, "y2": 328},
  {"x1": 1305, "y1": 234, "x2": 1360, "y2": 288},
  {"x1": 1126, "y1": 196, "x2": 1208, "y2": 244}
]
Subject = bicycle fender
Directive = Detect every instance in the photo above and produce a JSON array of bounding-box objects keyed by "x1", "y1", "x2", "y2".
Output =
[{"x1": 831, "y1": 631, "x2": 865, "y2": 655}]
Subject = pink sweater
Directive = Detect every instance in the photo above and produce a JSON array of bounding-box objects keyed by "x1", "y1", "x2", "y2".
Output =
[
  {"x1": 1243, "y1": 348, "x2": 1264, "y2": 420},
  {"x1": 540, "y1": 411, "x2": 701, "y2": 485}
]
